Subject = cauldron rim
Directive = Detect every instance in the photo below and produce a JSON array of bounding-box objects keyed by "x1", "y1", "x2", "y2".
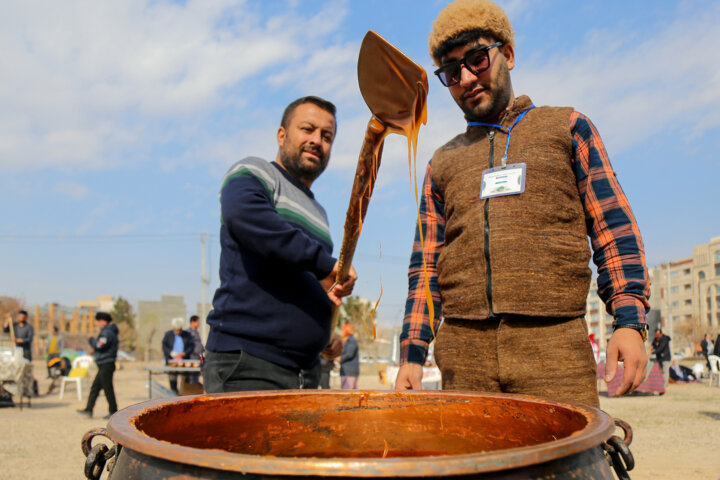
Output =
[{"x1": 107, "y1": 390, "x2": 614, "y2": 477}]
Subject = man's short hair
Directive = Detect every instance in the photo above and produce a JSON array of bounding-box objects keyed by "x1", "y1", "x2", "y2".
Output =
[
  {"x1": 52, "y1": 325, "x2": 59, "y2": 333},
  {"x1": 655, "y1": 328, "x2": 663, "y2": 334},
  {"x1": 428, "y1": 0, "x2": 514, "y2": 64},
  {"x1": 95, "y1": 311, "x2": 112, "y2": 323},
  {"x1": 18, "y1": 309, "x2": 28, "y2": 316},
  {"x1": 189, "y1": 315, "x2": 199, "y2": 323},
  {"x1": 280, "y1": 96, "x2": 337, "y2": 130}
]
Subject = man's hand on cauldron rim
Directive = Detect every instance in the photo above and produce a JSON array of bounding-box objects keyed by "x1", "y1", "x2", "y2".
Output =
[
  {"x1": 395, "y1": 363, "x2": 423, "y2": 391},
  {"x1": 321, "y1": 262, "x2": 358, "y2": 306},
  {"x1": 604, "y1": 328, "x2": 648, "y2": 396}
]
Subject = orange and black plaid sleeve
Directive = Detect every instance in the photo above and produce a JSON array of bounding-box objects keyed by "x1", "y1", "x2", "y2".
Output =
[
  {"x1": 571, "y1": 111, "x2": 650, "y2": 326},
  {"x1": 400, "y1": 161, "x2": 444, "y2": 365}
]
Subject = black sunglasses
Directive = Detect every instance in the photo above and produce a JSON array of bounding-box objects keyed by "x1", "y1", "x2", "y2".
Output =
[{"x1": 434, "y1": 42, "x2": 503, "y2": 87}]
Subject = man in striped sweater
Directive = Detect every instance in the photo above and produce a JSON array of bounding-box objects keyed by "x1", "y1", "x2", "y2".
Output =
[{"x1": 203, "y1": 96, "x2": 357, "y2": 392}]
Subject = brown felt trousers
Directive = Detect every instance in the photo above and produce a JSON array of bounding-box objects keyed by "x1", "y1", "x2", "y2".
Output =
[{"x1": 434, "y1": 316, "x2": 599, "y2": 407}]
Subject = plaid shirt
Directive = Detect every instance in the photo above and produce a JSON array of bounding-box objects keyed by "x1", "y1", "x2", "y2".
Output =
[{"x1": 401, "y1": 111, "x2": 651, "y2": 365}]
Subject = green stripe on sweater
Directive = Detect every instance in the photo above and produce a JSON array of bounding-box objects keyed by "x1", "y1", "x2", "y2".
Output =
[
  {"x1": 221, "y1": 168, "x2": 274, "y2": 202},
  {"x1": 277, "y1": 208, "x2": 333, "y2": 247}
]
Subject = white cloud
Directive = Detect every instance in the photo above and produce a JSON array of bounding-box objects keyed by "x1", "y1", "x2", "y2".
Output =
[
  {"x1": 513, "y1": 2, "x2": 720, "y2": 152},
  {"x1": 0, "y1": 0, "x2": 350, "y2": 171},
  {"x1": 52, "y1": 181, "x2": 89, "y2": 199},
  {"x1": 267, "y1": 42, "x2": 360, "y2": 102},
  {"x1": 4, "y1": 0, "x2": 716, "y2": 180},
  {"x1": 498, "y1": 0, "x2": 538, "y2": 19},
  {"x1": 105, "y1": 220, "x2": 150, "y2": 236},
  {"x1": 74, "y1": 201, "x2": 120, "y2": 235}
]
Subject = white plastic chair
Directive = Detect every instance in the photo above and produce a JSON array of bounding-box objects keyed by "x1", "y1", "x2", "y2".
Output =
[
  {"x1": 59, "y1": 355, "x2": 94, "y2": 401},
  {"x1": 708, "y1": 355, "x2": 720, "y2": 387}
]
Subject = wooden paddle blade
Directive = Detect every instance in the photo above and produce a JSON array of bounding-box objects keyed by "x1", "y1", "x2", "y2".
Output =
[{"x1": 358, "y1": 31, "x2": 428, "y2": 131}]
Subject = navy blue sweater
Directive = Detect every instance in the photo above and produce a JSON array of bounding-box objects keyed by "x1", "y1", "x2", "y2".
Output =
[{"x1": 206, "y1": 158, "x2": 336, "y2": 370}]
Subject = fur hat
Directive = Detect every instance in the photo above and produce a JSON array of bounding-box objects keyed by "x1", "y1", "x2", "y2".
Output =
[
  {"x1": 428, "y1": 0, "x2": 514, "y2": 64},
  {"x1": 95, "y1": 311, "x2": 112, "y2": 323}
]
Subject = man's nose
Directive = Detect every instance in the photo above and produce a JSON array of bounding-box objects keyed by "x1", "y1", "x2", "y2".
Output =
[
  {"x1": 308, "y1": 129, "x2": 322, "y2": 144},
  {"x1": 458, "y1": 64, "x2": 478, "y2": 87}
]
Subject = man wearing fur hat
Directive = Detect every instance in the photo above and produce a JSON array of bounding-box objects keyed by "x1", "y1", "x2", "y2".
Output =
[{"x1": 396, "y1": 0, "x2": 650, "y2": 406}]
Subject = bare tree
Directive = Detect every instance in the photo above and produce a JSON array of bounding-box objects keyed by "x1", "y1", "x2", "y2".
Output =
[
  {"x1": 674, "y1": 316, "x2": 712, "y2": 357},
  {"x1": 0, "y1": 296, "x2": 25, "y2": 324},
  {"x1": 339, "y1": 295, "x2": 377, "y2": 357},
  {"x1": 111, "y1": 296, "x2": 137, "y2": 352}
]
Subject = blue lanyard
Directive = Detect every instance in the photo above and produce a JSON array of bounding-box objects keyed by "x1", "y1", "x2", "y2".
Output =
[{"x1": 468, "y1": 105, "x2": 535, "y2": 167}]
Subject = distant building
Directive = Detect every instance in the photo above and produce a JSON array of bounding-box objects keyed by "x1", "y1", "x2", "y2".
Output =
[
  {"x1": 693, "y1": 236, "x2": 720, "y2": 327},
  {"x1": 585, "y1": 235, "x2": 720, "y2": 352},
  {"x1": 584, "y1": 278, "x2": 613, "y2": 349},
  {"x1": 137, "y1": 295, "x2": 186, "y2": 361},
  {"x1": 657, "y1": 258, "x2": 695, "y2": 330},
  {"x1": 77, "y1": 295, "x2": 114, "y2": 312}
]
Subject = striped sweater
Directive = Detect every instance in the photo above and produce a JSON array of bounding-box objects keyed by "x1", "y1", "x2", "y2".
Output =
[{"x1": 206, "y1": 157, "x2": 336, "y2": 369}]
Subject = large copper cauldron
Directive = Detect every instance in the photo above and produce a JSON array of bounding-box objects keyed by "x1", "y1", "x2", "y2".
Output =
[{"x1": 81, "y1": 390, "x2": 634, "y2": 479}]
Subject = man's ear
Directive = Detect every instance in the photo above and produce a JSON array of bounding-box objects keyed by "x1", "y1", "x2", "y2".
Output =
[
  {"x1": 277, "y1": 126, "x2": 286, "y2": 147},
  {"x1": 502, "y1": 43, "x2": 515, "y2": 71}
]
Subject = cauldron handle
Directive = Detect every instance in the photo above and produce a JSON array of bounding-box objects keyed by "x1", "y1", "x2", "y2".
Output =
[
  {"x1": 603, "y1": 418, "x2": 635, "y2": 480},
  {"x1": 81, "y1": 427, "x2": 119, "y2": 480}
]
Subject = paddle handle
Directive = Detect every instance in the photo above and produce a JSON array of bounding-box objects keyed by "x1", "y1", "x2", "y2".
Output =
[{"x1": 330, "y1": 116, "x2": 388, "y2": 335}]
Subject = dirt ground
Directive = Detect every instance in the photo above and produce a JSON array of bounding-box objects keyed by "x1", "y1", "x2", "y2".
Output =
[{"x1": 1, "y1": 361, "x2": 719, "y2": 480}]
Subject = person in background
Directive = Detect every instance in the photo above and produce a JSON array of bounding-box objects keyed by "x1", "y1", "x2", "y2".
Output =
[
  {"x1": 46, "y1": 325, "x2": 65, "y2": 361},
  {"x1": 3, "y1": 310, "x2": 34, "y2": 361},
  {"x1": 339, "y1": 324, "x2": 359, "y2": 389},
  {"x1": 77, "y1": 312, "x2": 118, "y2": 419},
  {"x1": 319, "y1": 354, "x2": 335, "y2": 389},
  {"x1": 589, "y1": 334, "x2": 601, "y2": 364},
  {"x1": 700, "y1": 332, "x2": 714, "y2": 369},
  {"x1": 162, "y1": 317, "x2": 195, "y2": 395},
  {"x1": 651, "y1": 328, "x2": 672, "y2": 386},
  {"x1": 669, "y1": 359, "x2": 697, "y2": 383},
  {"x1": 187, "y1": 315, "x2": 204, "y2": 383}
]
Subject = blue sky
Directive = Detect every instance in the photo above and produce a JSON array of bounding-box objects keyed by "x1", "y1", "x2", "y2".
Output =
[{"x1": 1, "y1": 0, "x2": 719, "y2": 327}]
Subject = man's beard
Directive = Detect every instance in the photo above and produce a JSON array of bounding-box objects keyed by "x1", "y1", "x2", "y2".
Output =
[
  {"x1": 279, "y1": 146, "x2": 327, "y2": 185},
  {"x1": 459, "y1": 63, "x2": 513, "y2": 123}
]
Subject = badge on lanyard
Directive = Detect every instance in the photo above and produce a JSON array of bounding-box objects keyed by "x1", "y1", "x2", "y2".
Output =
[
  {"x1": 480, "y1": 163, "x2": 526, "y2": 199},
  {"x1": 469, "y1": 105, "x2": 534, "y2": 201}
]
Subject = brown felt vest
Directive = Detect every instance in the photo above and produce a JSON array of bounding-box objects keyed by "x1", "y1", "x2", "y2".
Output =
[{"x1": 431, "y1": 95, "x2": 591, "y2": 320}]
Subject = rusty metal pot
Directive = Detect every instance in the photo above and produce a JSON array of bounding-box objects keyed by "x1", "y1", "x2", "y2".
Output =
[{"x1": 81, "y1": 390, "x2": 634, "y2": 479}]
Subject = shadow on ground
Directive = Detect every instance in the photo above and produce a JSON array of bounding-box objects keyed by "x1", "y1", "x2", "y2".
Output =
[{"x1": 698, "y1": 411, "x2": 720, "y2": 421}]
